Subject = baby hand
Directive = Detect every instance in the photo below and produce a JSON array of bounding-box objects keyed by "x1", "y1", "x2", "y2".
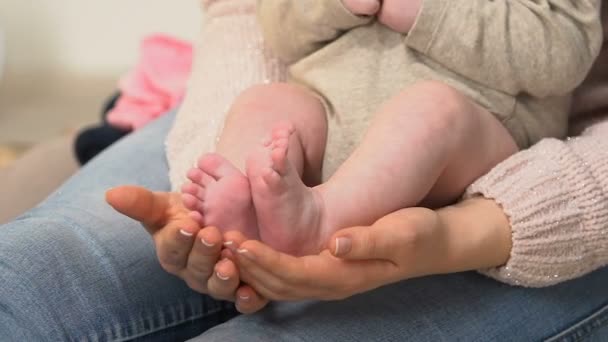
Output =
[
  {"x1": 342, "y1": 0, "x2": 381, "y2": 16},
  {"x1": 378, "y1": 0, "x2": 422, "y2": 33}
]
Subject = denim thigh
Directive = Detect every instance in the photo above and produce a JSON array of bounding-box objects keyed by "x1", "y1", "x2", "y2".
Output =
[
  {"x1": 0, "y1": 113, "x2": 237, "y2": 342},
  {"x1": 198, "y1": 268, "x2": 608, "y2": 341}
]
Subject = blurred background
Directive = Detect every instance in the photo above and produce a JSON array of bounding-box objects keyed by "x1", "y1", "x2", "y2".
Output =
[
  {"x1": 0, "y1": 0, "x2": 201, "y2": 222},
  {"x1": 0, "y1": 0, "x2": 200, "y2": 164}
]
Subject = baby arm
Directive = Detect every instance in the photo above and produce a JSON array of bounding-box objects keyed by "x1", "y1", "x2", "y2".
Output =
[
  {"x1": 404, "y1": 0, "x2": 603, "y2": 97},
  {"x1": 342, "y1": 0, "x2": 381, "y2": 16},
  {"x1": 257, "y1": 0, "x2": 372, "y2": 64},
  {"x1": 376, "y1": 0, "x2": 423, "y2": 33}
]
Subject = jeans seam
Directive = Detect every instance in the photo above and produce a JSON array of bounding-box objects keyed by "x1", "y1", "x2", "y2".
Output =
[{"x1": 544, "y1": 302, "x2": 608, "y2": 342}]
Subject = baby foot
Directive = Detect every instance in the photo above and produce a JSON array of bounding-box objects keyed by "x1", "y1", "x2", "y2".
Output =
[
  {"x1": 247, "y1": 123, "x2": 331, "y2": 256},
  {"x1": 182, "y1": 153, "x2": 259, "y2": 239},
  {"x1": 342, "y1": 0, "x2": 381, "y2": 16}
]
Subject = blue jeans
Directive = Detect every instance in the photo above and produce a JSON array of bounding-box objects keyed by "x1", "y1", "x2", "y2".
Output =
[{"x1": 1, "y1": 112, "x2": 606, "y2": 341}]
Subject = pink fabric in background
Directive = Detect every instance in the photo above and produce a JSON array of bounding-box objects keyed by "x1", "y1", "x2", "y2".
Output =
[{"x1": 107, "y1": 34, "x2": 193, "y2": 130}]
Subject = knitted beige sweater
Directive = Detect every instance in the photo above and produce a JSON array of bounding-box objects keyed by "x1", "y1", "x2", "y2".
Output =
[{"x1": 166, "y1": 0, "x2": 608, "y2": 287}]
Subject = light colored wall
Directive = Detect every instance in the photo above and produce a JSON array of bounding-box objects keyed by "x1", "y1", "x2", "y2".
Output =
[
  {"x1": 0, "y1": 0, "x2": 202, "y2": 144},
  {"x1": 0, "y1": 0, "x2": 201, "y2": 80}
]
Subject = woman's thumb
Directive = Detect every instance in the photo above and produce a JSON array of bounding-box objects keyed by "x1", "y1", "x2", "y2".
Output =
[{"x1": 329, "y1": 226, "x2": 393, "y2": 260}]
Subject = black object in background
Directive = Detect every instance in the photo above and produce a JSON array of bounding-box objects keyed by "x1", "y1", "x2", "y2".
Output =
[{"x1": 74, "y1": 92, "x2": 130, "y2": 165}]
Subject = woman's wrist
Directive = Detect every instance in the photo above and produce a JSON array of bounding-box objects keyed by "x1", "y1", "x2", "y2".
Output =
[{"x1": 436, "y1": 197, "x2": 512, "y2": 273}]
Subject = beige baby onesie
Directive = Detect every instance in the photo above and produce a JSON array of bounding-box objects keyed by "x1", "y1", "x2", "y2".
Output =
[{"x1": 258, "y1": 0, "x2": 603, "y2": 180}]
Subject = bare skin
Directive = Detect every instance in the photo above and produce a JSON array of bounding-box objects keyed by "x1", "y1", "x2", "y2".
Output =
[
  {"x1": 341, "y1": 0, "x2": 381, "y2": 16},
  {"x1": 182, "y1": 153, "x2": 259, "y2": 239},
  {"x1": 377, "y1": 0, "x2": 423, "y2": 33},
  {"x1": 230, "y1": 197, "x2": 513, "y2": 301},
  {"x1": 105, "y1": 186, "x2": 512, "y2": 312},
  {"x1": 246, "y1": 123, "x2": 331, "y2": 254},
  {"x1": 105, "y1": 185, "x2": 268, "y2": 313},
  {"x1": 180, "y1": 0, "x2": 428, "y2": 244},
  {"x1": 184, "y1": 81, "x2": 517, "y2": 256},
  {"x1": 342, "y1": 0, "x2": 423, "y2": 33},
  {"x1": 180, "y1": 83, "x2": 327, "y2": 254}
]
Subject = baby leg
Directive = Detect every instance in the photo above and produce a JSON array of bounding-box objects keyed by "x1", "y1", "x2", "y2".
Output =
[
  {"x1": 317, "y1": 81, "x2": 518, "y2": 231},
  {"x1": 246, "y1": 81, "x2": 516, "y2": 255},
  {"x1": 182, "y1": 83, "x2": 327, "y2": 238}
]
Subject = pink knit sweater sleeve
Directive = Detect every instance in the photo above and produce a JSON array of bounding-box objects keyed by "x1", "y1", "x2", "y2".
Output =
[{"x1": 465, "y1": 118, "x2": 608, "y2": 287}]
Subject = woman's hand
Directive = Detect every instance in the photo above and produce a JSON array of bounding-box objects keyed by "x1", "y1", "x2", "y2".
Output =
[
  {"x1": 228, "y1": 198, "x2": 512, "y2": 301},
  {"x1": 106, "y1": 186, "x2": 268, "y2": 313}
]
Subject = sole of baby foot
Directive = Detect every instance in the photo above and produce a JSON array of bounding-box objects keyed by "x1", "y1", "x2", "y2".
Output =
[
  {"x1": 247, "y1": 124, "x2": 331, "y2": 255},
  {"x1": 182, "y1": 153, "x2": 259, "y2": 239}
]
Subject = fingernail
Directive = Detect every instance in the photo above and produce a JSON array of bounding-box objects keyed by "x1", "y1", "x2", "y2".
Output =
[
  {"x1": 237, "y1": 248, "x2": 254, "y2": 260},
  {"x1": 179, "y1": 229, "x2": 194, "y2": 237},
  {"x1": 238, "y1": 294, "x2": 251, "y2": 302},
  {"x1": 216, "y1": 271, "x2": 230, "y2": 281},
  {"x1": 334, "y1": 237, "x2": 352, "y2": 256},
  {"x1": 223, "y1": 241, "x2": 237, "y2": 252},
  {"x1": 201, "y1": 237, "x2": 215, "y2": 247}
]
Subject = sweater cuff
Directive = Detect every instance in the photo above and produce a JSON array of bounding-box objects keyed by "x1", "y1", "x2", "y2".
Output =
[
  {"x1": 405, "y1": 0, "x2": 449, "y2": 54},
  {"x1": 464, "y1": 137, "x2": 608, "y2": 287}
]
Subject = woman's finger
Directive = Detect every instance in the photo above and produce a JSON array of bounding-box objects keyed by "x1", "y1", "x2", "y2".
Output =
[
  {"x1": 236, "y1": 250, "x2": 304, "y2": 300},
  {"x1": 329, "y1": 226, "x2": 383, "y2": 259},
  {"x1": 234, "y1": 241, "x2": 334, "y2": 300},
  {"x1": 206, "y1": 258, "x2": 240, "y2": 301},
  {"x1": 330, "y1": 208, "x2": 438, "y2": 262},
  {"x1": 105, "y1": 186, "x2": 168, "y2": 231},
  {"x1": 237, "y1": 240, "x2": 316, "y2": 285},
  {"x1": 234, "y1": 263, "x2": 284, "y2": 300},
  {"x1": 154, "y1": 218, "x2": 199, "y2": 275},
  {"x1": 219, "y1": 231, "x2": 272, "y2": 309},
  {"x1": 237, "y1": 240, "x2": 400, "y2": 300},
  {"x1": 235, "y1": 284, "x2": 270, "y2": 314},
  {"x1": 222, "y1": 230, "x2": 250, "y2": 252},
  {"x1": 107, "y1": 186, "x2": 200, "y2": 275},
  {"x1": 238, "y1": 240, "x2": 347, "y2": 286},
  {"x1": 201, "y1": 229, "x2": 249, "y2": 300},
  {"x1": 235, "y1": 241, "x2": 350, "y2": 300},
  {"x1": 328, "y1": 225, "x2": 408, "y2": 261},
  {"x1": 181, "y1": 227, "x2": 224, "y2": 293}
]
